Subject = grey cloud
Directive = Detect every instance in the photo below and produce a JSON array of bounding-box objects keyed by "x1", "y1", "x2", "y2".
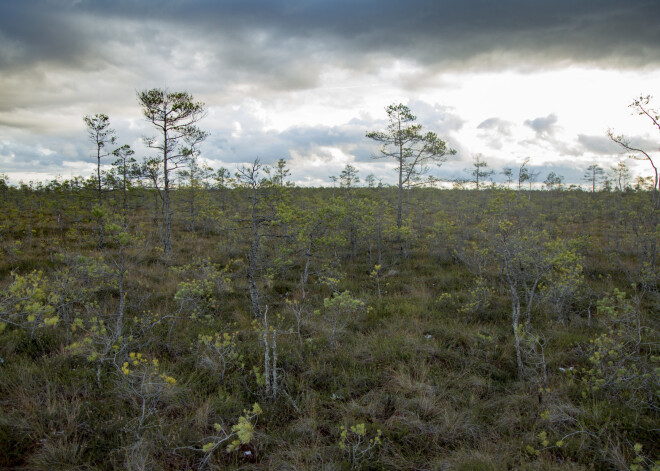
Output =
[
  {"x1": 577, "y1": 134, "x2": 621, "y2": 154},
  {"x1": 406, "y1": 100, "x2": 465, "y2": 135},
  {"x1": 2, "y1": 0, "x2": 658, "y2": 184},
  {"x1": 0, "y1": 138, "x2": 87, "y2": 171},
  {"x1": 184, "y1": 99, "x2": 465, "y2": 180},
  {"x1": 479, "y1": 136, "x2": 504, "y2": 151},
  {"x1": 519, "y1": 116, "x2": 587, "y2": 158},
  {"x1": 109, "y1": 1, "x2": 660, "y2": 69},
  {"x1": 2, "y1": 0, "x2": 660, "y2": 79},
  {"x1": 477, "y1": 117, "x2": 514, "y2": 149},
  {"x1": 1, "y1": 0, "x2": 658, "y2": 136},
  {"x1": 607, "y1": 135, "x2": 660, "y2": 155},
  {"x1": 524, "y1": 114, "x2": 558, "y2": 136},
  {"x1": 205, "y1": 121, "x2": 375, "y2": 167},
  {"x1": 478, "y1": 118, "x2": 513, "y2": 136},
  {"x1": 518, "y1": 134, "x2": 583, "y2": 158},
  {"x1": 520, "y1": 113, "x2": 583, "y2": 158}
]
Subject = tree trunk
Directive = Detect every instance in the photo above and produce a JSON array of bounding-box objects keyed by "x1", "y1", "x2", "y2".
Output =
[
  {"x1": 248, "y1": 240, "x2": 261, "y2": 319},
  {"x1": 263, "y1": 308, "x2": 271, "y2": 396},
  {"x1": 397, "y1": 148, "x2": 405, "y2": 256},
  {"x1": 303, "y1": 241, "x2": 312, "y2": 288},
  {"x1": 271, "y1": 329, "x2": 278, "y2": 399},
  {"x1": 512, "y1": 294, "x2": 524, "y2": 379},
  {"x1": 248, "y1": 188, "x2": 262, "y2": 318},
  {"x1": 397, "y1": 154, "x2": 403, "y2": 230},
  {"x1": 116, "y1": 252, "x2": 126, "y2": 337},
  {"x1": 163, "y1": 125, "x2": 172, "y2": 254},
  {"x1": 163, "y1": 181, "x2": 172, "y2": 254},
  {"x1": 97, "y1": 146, "x2": 104, "y2": 248}
]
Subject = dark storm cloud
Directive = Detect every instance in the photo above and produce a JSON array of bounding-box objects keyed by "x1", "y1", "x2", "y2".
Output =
[
  {"x1": 1, "y1": 0, "x2": 659, "y2": 129},
  {"x1": 2, "y1": 0, "x2": 659, "y2": 78}
]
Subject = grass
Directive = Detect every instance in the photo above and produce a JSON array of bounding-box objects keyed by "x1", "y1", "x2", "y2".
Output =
[{"x1": 0, "y1": 187, "x2": 658, "y2": 470}]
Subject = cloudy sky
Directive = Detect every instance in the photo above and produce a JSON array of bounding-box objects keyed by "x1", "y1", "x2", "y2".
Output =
[{"x1": 1, "y1": 0, "x2": 659, "y2": 187}]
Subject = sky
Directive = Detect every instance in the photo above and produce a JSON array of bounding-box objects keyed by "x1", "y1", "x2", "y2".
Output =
[{"x1": 1, "y1": 0, "x2": 660, "y2": 188}]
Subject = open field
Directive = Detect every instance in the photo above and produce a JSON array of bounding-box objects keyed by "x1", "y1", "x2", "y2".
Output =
[{"x1": 0, "y1": 182, "x2": 658, "y2": 470}]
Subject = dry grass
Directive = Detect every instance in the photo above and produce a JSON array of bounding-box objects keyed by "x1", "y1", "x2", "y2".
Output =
[{"x1": 0, "y1": 187, "x2": 657, "y2": 470}]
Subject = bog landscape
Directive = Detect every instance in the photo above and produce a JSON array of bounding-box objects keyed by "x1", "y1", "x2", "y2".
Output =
[{"x1": 0, "y1": 91, "x2": 659, "y2": 470}]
